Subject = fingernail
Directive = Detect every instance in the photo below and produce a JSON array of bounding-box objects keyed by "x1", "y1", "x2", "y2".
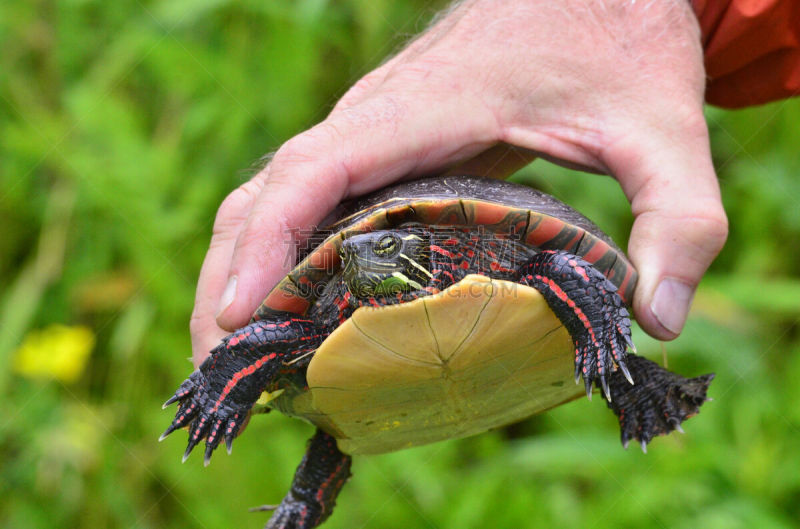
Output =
[
  {"x1": 650, "y1": 278, "x2": 694, "y2": 335},
  {"x1": 217, "y1": 276, "x2": 238, "y2": 318}
]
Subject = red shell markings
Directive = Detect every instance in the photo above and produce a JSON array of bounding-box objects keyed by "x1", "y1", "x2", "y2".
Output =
[{"x1": 255, "y1": 189, "x2": 636, "y2": 320}]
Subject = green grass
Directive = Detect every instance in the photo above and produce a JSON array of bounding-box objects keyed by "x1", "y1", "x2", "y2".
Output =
[{"x1": 2, "y1": 1, "x2": 800, "y2": 528}]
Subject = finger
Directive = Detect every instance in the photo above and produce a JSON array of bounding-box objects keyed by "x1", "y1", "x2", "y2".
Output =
[
  {"x1": 606, "y1": 114, "x2": 728, "y2": 340},
  {"x1": 190, "y1": 173, "x2": 267, "y2": 366},
  {"x1": 215, "y1": 89, "x2": 500, "y2": 330}
]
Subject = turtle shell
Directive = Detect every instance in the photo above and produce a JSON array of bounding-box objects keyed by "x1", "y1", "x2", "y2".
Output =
[
  {"x1": 257, "y1": 176, "x2": 637, "y2": 455},
  {"x1": 257, "y1": 176, "x2": 635, "y2": 318}
]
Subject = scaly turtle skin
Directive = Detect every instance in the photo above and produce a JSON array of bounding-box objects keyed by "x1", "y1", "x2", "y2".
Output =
[{"x1": 162, "y1": 176, "x2": 713, "y2": 529}]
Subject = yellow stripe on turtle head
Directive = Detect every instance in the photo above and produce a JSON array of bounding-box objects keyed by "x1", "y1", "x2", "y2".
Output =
[
  {"x1": 390, "y1": 271, "x2": 424, "y2": 291},
  {"x1": 399, "y1": 253, "x2": 433, "y2": 279}
]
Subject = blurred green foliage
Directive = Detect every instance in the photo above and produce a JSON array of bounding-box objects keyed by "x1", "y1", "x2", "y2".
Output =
[{"x1": 2, "y1": 1, "x2": 800, "y2": 528}]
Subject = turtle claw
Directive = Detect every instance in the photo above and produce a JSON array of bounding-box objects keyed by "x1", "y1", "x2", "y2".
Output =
[
  {"x1": 222, "y1": 413, "x2": 246, "y2": 453},
  {"x1": 161, "y1": 373, "x2": 206, "y2": 442},
  {"x1": 575, "y1": 335, "x2": 629, "y2": 402},
  {"x1": 599, "y1": 375, "x2": 611, "y2": 402},
  {"x1": 162, "y1": 368, "x2": 253, "y2": 464},
  {"x1": 159, "y1": 423, "x2": 180, "y2": 442},
  {"x1": 264, "y1": 496, "x2": 316, "y2": 529},
  {"x1": 618, "y1": 361, "x2": 634, "y2": 386},
  {"x1": 163, "y1": 374, "x2": 200, "y2": 409},
  {"x1": 249, "y1": 504, "x2": 279, "y2": 513},
  {"x1": 202, "y1": 418, "x2": 227, "y2": 465},
  {"x1": 579, "y1": 321, "x2": 633, "y2": 399},
  {"x1": 162, "y1": 395, "x2": 180, "y2": 409},
  {"x1": 181, "y1": 408, "x2": 250, "y2": 464},
  {"x1": 183, "y1": 414, "x2": 211, "y2": 462},
  {"x1": 624, "y1": 333, "x2": 637, "y2": 354}
]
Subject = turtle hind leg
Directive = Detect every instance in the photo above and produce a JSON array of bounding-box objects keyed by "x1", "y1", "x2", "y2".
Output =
[
  {"x1": 256, "y1": 429, "x2": 352, "y2": 529},
  {"x1": 604, "y1": 353, "x2": 714, "y2": 452},
  {"x1": 517, "y1": 250, "x2": 633, "y2": 400}
]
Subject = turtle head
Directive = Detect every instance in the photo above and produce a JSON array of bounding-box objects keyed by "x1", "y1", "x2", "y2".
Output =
[{"x1": 339, "y1": 228, "x2": 431, "y2": 298}]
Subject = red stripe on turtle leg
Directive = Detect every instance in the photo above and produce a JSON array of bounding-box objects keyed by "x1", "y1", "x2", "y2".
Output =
[
  {"x1": 210, "y1": 352, "x2": 279, "y2": 413},
  {"x1": 530, "y1": 275, "x2": 601, "y2": 347},
  {"x1": 164, "y1": 315, "x2": 330, "y2": 464},
  {"x1": 518, "y1": 250, "x2": 634, "y2": 400}
]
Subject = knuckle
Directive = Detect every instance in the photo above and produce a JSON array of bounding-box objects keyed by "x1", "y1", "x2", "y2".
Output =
[
  {"x1": 233, "y1": 218, "x2": 276, "y2": 257},
  {"x1": 212, "y1": 178, "x2": 264, "y2": 237},
  {"x1": 654, "y1": 206, "x2": 729, "y2": 261},
  {"x1": 272, "y1": 123, "x2": 346, "y2": 169},
  {"x1": 272, "y1": 134, "x2": 318, "y2": 168},
  {"x1": 385, "y1": 56, "x2": 453, "y2": 86},
  {"x1": 270, "y1": 124, "x2": 352, "y2": 190},
  {"x1": 634, "y1": 201, "x2": 729, "y2": 265},
  {"x1": 689, "y1": 206, "x2": 729, "y2": 253},
  {"x1": 673, "y1": 104, "x2": 709, "y2": 139},
  {"x1": 348, "y1": 73, "x2": 381, "y2": 96},
  {"x1": 189, "y1": 308, "x2": 213, "y2": 341},
  {"x1": 334, "y1": 72, "x2": 385, "y2": 111}
]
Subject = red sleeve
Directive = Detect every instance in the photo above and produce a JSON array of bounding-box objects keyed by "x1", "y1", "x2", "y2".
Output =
[{"x1": 692, "y1": 0, "x2": 800, "y2": 108}]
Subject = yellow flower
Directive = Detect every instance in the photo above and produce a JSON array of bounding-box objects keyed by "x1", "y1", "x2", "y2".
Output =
[{"x1": 13, "y1": 324, "x2": 95, "y2": 383}]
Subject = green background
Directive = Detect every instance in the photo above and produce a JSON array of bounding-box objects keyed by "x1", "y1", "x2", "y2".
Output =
[{"x1": 2, "y1": 1, "x2": 800, "y2": 528}]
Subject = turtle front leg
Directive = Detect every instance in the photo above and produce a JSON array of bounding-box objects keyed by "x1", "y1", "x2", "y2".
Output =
[
  {"x1": 604, "y1": 354, "x2": 714, "y2": 451},
  {"x1": 161, "y1": 315, "x2": 328, "y2": 464},
  {"x1": 254, "y1": 429, "x2": 352, "y2": 529},
  {"x1": 517, "y1": 250, "x2": 634, "y2": 399}
]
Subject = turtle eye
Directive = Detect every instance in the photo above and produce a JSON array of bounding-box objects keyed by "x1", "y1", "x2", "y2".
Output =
[{"x1": 373, "y1": 235, "x2": 398, "y2": 256}]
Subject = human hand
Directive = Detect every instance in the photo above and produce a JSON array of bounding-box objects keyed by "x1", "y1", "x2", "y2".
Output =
[{"x1": 190, "y1": 0, "x2": 728, "y2": 366}]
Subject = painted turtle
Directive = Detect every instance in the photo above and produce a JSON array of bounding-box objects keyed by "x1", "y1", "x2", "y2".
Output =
[{"x1": 162, "y1": 176, "x2": 714, "y2": 528}]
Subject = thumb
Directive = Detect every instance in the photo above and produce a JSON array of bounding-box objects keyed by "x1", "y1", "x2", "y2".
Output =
[{"x1": 608, "y1": 117, "x2": 728, "y2": 340}]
